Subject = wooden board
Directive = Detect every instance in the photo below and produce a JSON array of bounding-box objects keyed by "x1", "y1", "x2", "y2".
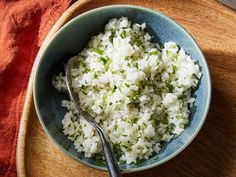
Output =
[{"x1": 16, "y1": 0, "x2": 236, "y2": 177}]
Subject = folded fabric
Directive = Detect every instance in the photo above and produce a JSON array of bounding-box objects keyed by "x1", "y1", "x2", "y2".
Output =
[{"x1": 0, "y1": 0, "x2": 71, "y2": 176}]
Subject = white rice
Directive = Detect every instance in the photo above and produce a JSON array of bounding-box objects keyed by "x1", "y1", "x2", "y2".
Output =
[{"x1": 53, "y1": 17, "x2": 201, "y2": 164}]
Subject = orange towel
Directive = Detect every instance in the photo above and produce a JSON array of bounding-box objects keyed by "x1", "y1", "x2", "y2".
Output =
[{"x1": 0, "y1": 0, "x2": 71, "y2": 176}]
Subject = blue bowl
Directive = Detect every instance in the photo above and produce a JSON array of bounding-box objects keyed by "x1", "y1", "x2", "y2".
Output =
[{"x1": 33, "y1": 5, "x2": 211, "y2": 173}]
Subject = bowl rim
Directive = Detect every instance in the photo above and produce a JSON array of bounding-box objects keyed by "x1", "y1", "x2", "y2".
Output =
[{"x1": 33, "y1": 4, "x2": 212, "y2": 173}]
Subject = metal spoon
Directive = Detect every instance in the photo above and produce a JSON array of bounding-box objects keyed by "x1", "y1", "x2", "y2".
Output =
[{"x1": 66, "y1": 56, "x2": 122, "y2": 177}]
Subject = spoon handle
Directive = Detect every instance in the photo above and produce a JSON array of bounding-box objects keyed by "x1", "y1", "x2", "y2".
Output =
[{"x1": 95, "y1": 125, "x2": 122, "y2": 177}]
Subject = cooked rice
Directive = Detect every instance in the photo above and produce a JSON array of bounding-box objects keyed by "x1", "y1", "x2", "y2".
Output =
[{"x1": 53, "y1": 17, "x2": 201, "y2": 164}]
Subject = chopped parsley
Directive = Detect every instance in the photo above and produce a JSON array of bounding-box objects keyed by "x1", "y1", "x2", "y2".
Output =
[
  {"x1": 94, "y1": 48, "x2": 104, "y2": 55},
  {"x1": 166, "y1": 50, "x2": 171, "y2": 56},
  {"x1": 149, "y1": 51, "x2": 158, "y2": 55},
  {"x1": 172, "y1": 65, "x2": 177, "y2": 74},
  {"x1": 136, "y1": 39, "x2": 142, "y2": 46},
  {"x1": 98, "y1": 56, "x2": 111, "y2": 71},
  {"x1": 113, "y1": 143, "x2": 122, "y2": 159},
  {"x1": 125, "y1": 83, "x2": 130, "y2": 87},
  {"x1": 178, "y1": 94, "x2": 187, "y2": 100},
  {"x1": 120, "y1": 69, "x2": 125, "y2": 73},
  {"x1": 109, "y1": 31, "x2": 115, "y2": 43},
  {"x1": 114, "y1": 124, "x2": 118, "y2": 130},
  {"x1": 112, "y1": 85, "x2": 117, "y2": 93},
  {"x1": 120, "y1": 30, "x2": 127, "y2": 38}
]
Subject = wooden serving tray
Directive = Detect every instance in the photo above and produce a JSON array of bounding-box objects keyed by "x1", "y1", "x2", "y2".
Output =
[{"x1": 17, "y1": 0, "x2": 236, "y2": 177}]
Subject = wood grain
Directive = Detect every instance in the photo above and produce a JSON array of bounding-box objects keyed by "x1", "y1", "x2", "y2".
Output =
[{"x1": 17, "y1": 0, "x2": 236, "y2": 177}]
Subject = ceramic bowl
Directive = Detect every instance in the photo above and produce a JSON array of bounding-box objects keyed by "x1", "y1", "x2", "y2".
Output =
[{"x1": 34, "y1": 5, "x2": 211, "y2": 173}]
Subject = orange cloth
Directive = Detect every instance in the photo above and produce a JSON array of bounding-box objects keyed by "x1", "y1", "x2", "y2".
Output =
[{"x1": 0, "y1": 0, "x2": 71, "y2": 176}]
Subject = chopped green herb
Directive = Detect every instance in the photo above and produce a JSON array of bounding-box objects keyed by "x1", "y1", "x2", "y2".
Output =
[
  {"x1": 94, "y1": 73, "x2": 98, "y2": 79},
  {"x1": 125, "y1": 83, "x2": 130, "y2": 87},
  {"x1": 98, "y1": 56, "x2": 111, "y2": 71},
  {"x1": 149, "y1": 51, "x2": 158, "y2": 55},
  {"x1": 68, "y1": 133, "x2": 76, "y2": 139},
  {"x1": 121, "y1": 144, "x2": 128, "y2": 148},
  {"x1": 98, "y1": 57, "x2": 107, "y2": 64},
  {"x1": 109, "y1": 31, "x2": 115, "y2": 43},
  {"x1": 178, "y1": 94, "x2": 187, "y2": 100},
  {"x1": 113, "y1": 143, "x2": 122, "y2": 159},
  {"x1": 81, "y1": 90, "x2": 88, "y2": 95},
  {"x1": 166, "y1": 50, "x2": 171, "y2": 56},
  {"x1": 112, "y1": 85, "x2": 117, "y2": 93},
  {"x1": 128, "y1": 101, "x2": 140, "y2": 109},
  {"x1": 172, "y1": 65, "x2": 177, "y2": 73},
  {"x1": 120, "y1": 30, "x2": 127, "y2": 38},
  {"x1": 166, "y1": 82, "x2": 174, "y2": 93},
  {"x1": 153, "y1": 117, "x2": 160, "y2": 128},
  {"x1": 130, "y1": 56, "x2": 135, "y2": 62},
  {"x1": 120, "y1": 69, "x2": 125, "y2": 73},
  {"x1": 115, "y1": 105, "x2": 121, "y2": 110},
  {"x1": 131, "y1": 88, "x2": 141, "y2": 96},
  {"x1": 94, "y1": 48, "x2": 104, "y2": 55},
  {"x1": 84, "y1": 67, "x2": 90, "y2": 73},
  {"x1": 114, "y1": 124, "x2": 118, "y2": 130},
  {"x1": 81, "y1": 62, "x2": 86, "y2": 67},
  {"x1": 102, "y1": 95, "x2": 107, "y2": 102},
  {"x1": 121, "y1": 144, "x2": 132, "y2": 152},
  {"x1": 130, "y1": 117, "x2": 138, "y2": 125},
  {"x1": 119, "y1": 99, "x2": 125, "y2": 104},
  {"x1": 120, "y1": 117, "x2": 126, "y2": 122},
  {"x1": 161, "y1": 113, "x2": 169, "y2": 124},
  {"x1": 136, "y1": 39, "x2": 142, "y2": 46}
]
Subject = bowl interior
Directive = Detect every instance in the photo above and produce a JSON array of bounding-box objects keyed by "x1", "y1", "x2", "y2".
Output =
[{"x1": 34, "y1": 5, "x2": 211, "y2": 172}]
